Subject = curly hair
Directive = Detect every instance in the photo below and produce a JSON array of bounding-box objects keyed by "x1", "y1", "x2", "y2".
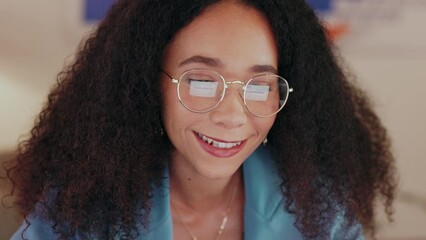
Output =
[{"x1": 6, "y1": 0, "x2": 396, "y2": 239}]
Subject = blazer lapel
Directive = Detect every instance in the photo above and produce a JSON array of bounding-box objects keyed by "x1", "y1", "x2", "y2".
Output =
[
  {"x1": 139, "y1": 146, "x2": 303, "y2": 239},
  {"x1": 243, "y1": 146, "x2": 303, "y2": 239},
  {"x1": 137, "y1": 172, "x2": 173, "y2": 240}
]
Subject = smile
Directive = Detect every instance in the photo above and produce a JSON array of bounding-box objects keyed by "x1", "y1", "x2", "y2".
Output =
[{"x1": 196, "y1": 132, "x2": 242, "y2": 149}]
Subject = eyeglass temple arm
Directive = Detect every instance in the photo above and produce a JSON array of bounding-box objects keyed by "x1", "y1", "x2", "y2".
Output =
[{"x1": 162, "y1": 71, "x2": 179, "y2": 84}]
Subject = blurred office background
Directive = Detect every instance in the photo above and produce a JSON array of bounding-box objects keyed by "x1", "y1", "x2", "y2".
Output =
[{"x1": 1, "y1": 0, "x2": 425, "y2": 239}]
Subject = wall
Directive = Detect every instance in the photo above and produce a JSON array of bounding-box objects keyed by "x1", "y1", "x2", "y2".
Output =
[
  {"x1": 334, "y1": 2, "x2": 426, "y2": 238},
  {"x1": 1, "y1": 0, "x2": 425, "y2": 239}
]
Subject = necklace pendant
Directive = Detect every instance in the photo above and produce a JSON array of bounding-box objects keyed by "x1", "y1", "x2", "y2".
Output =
[{"x1": 219, "y1": 216, "x2": 228, "y2": 231}]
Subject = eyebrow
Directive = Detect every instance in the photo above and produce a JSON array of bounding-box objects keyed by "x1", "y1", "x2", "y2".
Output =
[
  {"x1": 249, "y1": 65, "x2": 277, "y2": 74},
  {"x1": 179, "y1": 55, "x2": 223, "y2": 68},
  {"x1": 179, "y1": 55, "x2": 277, "y2": 74}
]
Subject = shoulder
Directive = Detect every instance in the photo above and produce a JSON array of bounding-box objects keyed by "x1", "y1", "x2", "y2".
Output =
[
  {"x1": 243, "y1": 146, "x2": 365, "y2": 239},
  {"x1": 328, "y1": 212, "x2": 365, "y2": 240},
  {"x1": 11, "y1": 216, "x2": 57, "y2": 240}
]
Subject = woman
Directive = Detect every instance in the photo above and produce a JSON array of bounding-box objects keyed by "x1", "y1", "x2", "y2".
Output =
[{"x1": 8, "y1": 0, "x2": 396, "y2": 239}]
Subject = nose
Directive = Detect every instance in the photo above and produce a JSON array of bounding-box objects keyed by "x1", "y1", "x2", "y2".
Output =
[{"x1": 209, "y1": 88, "x2": 248, "y2": 129}]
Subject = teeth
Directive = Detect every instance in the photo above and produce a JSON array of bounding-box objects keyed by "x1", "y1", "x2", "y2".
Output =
[
  {"x1": 201, "y1": 135, "x2": 213, "y2": 144},
  {"x1": 197, "y1": 132, "x2": 242, "y2": 149}
]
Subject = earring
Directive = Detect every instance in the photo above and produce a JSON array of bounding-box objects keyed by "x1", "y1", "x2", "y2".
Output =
[
  {"x1": 160, "y1": 126, "x2": 164, "y2": 136},
  {"x1": 262, "y1": 138, "x2": 268, "y2": 146}
]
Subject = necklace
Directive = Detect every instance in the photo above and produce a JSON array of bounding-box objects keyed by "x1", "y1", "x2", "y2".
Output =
[{"x1": 171, "y1": 176, "x2": 240, "y2": 240}]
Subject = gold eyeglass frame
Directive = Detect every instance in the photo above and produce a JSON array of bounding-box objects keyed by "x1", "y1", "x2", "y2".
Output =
[{"x1": 163, "y1": 68, "x2": 293, "y2": 118}]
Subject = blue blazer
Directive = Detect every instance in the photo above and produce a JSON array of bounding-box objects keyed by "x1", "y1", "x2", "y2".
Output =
[{"x1": 11, "y1": 146, "x2": 365, "y2": 239}]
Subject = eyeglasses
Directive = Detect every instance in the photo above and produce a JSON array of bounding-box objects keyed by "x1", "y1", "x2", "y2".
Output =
[{"x1": 163, "y1": 68, "x2": 293, "y2": 118}]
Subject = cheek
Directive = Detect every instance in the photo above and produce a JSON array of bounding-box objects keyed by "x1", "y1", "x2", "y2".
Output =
[
  {"x1": 162, "y1": 83, "x2": 178, "y2": 127},
  {"x1": 162, "y1": 78, "x2": 178, "y2": 112},
  {"x1": 252, "y1": 117, "x2": 276, "y2": 136},
  {"x1": 162, "y1": 83, "x2": 198, "y2": 135}
]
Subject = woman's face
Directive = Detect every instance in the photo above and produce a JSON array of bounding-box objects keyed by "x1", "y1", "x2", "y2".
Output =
[{"x1": 162, "y1": 2, "x2": 278, "y2": 180}]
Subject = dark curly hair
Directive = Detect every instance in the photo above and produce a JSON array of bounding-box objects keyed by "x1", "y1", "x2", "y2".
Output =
[{"x1": 6, "y1": 0, "x2": 396, "y2": 239}]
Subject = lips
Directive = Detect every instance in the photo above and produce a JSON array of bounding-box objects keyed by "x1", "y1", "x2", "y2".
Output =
[{"x1": 194, "y1": 131, "x2": 246, "y2": 158}]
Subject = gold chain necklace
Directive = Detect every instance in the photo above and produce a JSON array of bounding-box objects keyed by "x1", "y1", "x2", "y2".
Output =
[{"x1": 171, "y1": 176, "x2": 240, "y2": 240}]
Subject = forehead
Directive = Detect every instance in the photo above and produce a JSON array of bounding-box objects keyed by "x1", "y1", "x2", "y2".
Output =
[{"x1": 163, "y1": 2, "x2": 278, "y2": 72}]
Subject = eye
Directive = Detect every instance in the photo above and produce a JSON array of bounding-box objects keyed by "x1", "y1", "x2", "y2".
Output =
[
  {"x1": 248, "y1": 81, "x2": 273, "y2": 92},
  {"x1": 188, "y1": 80, "x2": 220, "y2": 98},
  {"x1": 250, "y1": 76, "x2": 280, "y2": 91},
  {"x1": 185, "y1": 73, "x2": 218, "y2": 83},
  {"x1": 245, "y1": 84, "x2": 270, "y2": 101},
  {"x1": 188, "y1": 78, "x2": 217, "y2": 83}
]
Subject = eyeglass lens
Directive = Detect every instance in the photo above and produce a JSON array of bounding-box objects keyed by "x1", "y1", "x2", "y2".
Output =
[{"x1": 177, "y1": 69, "x2": 289, "y2": 117}]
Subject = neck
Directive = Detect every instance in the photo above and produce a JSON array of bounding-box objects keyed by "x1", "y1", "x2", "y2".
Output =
[
  {"x1": 169, "y1": 155, "x2": 245, "y2": 240},
  {"x1": 169, "y1": 161, "x2": 242, "y2": 211}
]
